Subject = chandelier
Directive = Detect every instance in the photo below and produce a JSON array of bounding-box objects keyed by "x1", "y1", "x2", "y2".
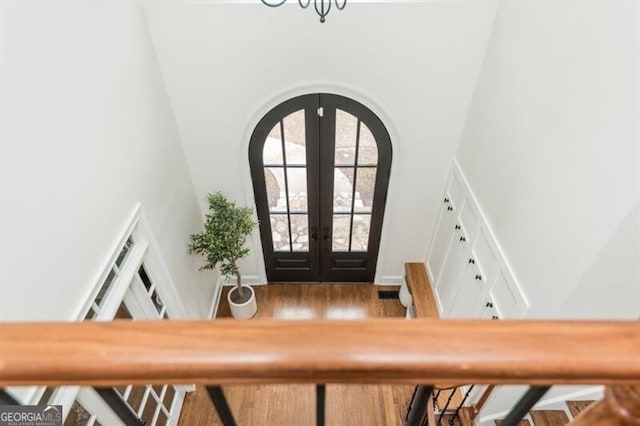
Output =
[{"x1": 260, "y1": 0, "x2": 347, "y2": 23}]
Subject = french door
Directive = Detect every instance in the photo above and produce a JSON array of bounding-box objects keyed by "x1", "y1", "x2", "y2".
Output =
[{"x1": 249, "y1": 94, "x2": 392, "y2": 282}]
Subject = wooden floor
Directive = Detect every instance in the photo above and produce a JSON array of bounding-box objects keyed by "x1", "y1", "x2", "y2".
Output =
[
  {"x1": 566, "y1": 401, "x2": 595, "y2": 418},
  {"x1": 529, "y1": 410, "x2": 570, "y2": 425},
  {"x1": 177, "y1": 284, "x2": 417, "y2": 426},
  {"x1": 495, "y1": 420, "x2": 531, "y2": 426}
]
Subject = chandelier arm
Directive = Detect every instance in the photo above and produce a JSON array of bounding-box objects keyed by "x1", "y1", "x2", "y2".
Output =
[
  {"x1": 260, "y1": 0, "x2": 346, "y2": 21},
  {"x1": 261, "y1": 0, "x2": 288, "y2": 7},
  {"x1": 315, "y1": 0, "x2": 331, "y2": 22}
]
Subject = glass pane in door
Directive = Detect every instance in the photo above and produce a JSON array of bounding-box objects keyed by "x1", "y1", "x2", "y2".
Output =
[
  {"x1": 333, "y1": 167, "x2": 354, "y2": 213},
  {"x1": 290, "y1": 214, "x2": 309, "y2": 251},
  {"x1": 358, "y1": 123, "x2": 378, "y2": 165},
  {"x1": 354, "y1": 167, "x2": 376, "y2": 213},
  {"x1": 351, "y1": 214, "x2": 371, "y2": 251},
  {"x1": 264, "y1": 123, "x2": 283, "y2": 165},
  {"x1": 286, "y1": 167, "x2": 308, "y2": 212},
  {"x1": 270, "y1": 214, "x2": 290, "y2": 251},
  {"x1": 283, "y1": 110, "x2": 306, "y2": 166},
  {"x1": 332, "y1": 215, "x2": 351, "y2": 251},
  {"x1": 264, "y1": 168, "x2": 283, "y2": 211},
  {"x1": 334, "y1": 110, "x2": 358, "y2": 166}
]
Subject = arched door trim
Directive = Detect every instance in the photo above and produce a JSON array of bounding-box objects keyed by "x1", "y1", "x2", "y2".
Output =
[{"x1": 240, "y1": 85, "x2": 399, "y2": 284}]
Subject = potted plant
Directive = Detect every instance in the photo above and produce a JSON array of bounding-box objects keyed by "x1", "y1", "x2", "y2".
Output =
[{"x1": 188, "y1": 192, "x2": 258, "y2": 320}]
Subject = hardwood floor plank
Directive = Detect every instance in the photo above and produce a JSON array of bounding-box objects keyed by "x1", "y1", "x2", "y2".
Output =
[
  {"x1": 495, "y1": 419, "x2": 530, "y2": 426},
  {"x1": 566, "y1": 400, "x2": 595, "y2": 418},
  {"x1": 530, "y1": 410, "x2": 571, "y2": 425},
  {"x1": 436, "y1": 386, "x2": 464, "y2": 413},
  {"x1": 438, "y1": 408, "x2": 475, "y2": 426},
  {"x1": 178, "y1": 283, "x2": 417, "y2": 426}
]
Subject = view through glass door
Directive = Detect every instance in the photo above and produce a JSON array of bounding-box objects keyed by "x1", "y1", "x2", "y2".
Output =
[{"x1": 249, "y1": 94, "x2": 392, "y2": 282}]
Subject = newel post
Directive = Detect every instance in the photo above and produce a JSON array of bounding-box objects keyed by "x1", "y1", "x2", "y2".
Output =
[{"x1": 570, "y1": 386, "x2": 640, "y2": 426}]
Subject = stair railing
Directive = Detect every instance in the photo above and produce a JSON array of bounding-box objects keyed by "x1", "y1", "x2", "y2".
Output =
[{"x1": 0, "y1": 319, "x2": 638, "y2": 426}]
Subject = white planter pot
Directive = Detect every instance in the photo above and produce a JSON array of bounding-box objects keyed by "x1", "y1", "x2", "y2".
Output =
[
  {"x1": 399, "y1": 280, "x2": 412, "y2": 307},
  {"x1": 227, "y1": 285, "x2": 257, "y2": 320},
  {"x1": 405, "y1": 304, "x2": 416, "y2": 320}
]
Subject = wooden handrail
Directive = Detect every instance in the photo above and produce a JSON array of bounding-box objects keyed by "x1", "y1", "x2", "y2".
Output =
[
  {"x1": 404, "y1": 262, "x2": 439, "y2": 319},
  {"x1": 0, "y1": 319, "x2": 638, "y2": 387}
]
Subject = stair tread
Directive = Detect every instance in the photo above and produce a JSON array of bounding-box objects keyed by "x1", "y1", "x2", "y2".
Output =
[
  {"x1": 566, "y1": 400, "x2": 596, "y2": 418},
  {"x1": 435, "y1": 407, "x2": 474, "y2": 426},
  {"x1": 495, "y1": 420, "x2": 531, "y2": 426},
  {"x1": 436, "y1": 386, "x2": 464, "y2": 412},
  {"x1": 530, "y1": 410, "x2": 570, "y2": 425}
]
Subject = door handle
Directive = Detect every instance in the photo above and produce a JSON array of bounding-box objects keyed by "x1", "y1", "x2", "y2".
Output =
[
  {"x1": 322, "y1": 226, "x2": 330, "y2": 242},
  {"x1": 311, "y1": 227, "x2": 319, "y2": 241}
]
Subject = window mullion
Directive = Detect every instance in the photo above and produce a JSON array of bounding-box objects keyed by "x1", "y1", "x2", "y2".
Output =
[
  {"x1": 280, "y1": 120, "x2": 294, "y2": 252},
  {"x1": 347, "y1": 120, "x2": 362, "y2": 252}
]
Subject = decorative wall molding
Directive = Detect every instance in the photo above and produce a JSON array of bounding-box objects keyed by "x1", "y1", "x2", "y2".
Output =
[
  {"x1": 208, "y1": 280, "x2": 224, "y2": 320},
  {"x1": 427, "y1": 159, "x2": 529, "y2": 320}
]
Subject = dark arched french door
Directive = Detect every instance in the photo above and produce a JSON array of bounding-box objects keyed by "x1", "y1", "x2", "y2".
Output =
[{"x1": 249, "y1": 94, "x2": 392, "y2": 282}]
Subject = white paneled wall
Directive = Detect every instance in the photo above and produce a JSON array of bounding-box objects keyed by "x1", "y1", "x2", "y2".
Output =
[{"x1": 427, "y1": 161, "x2": 529, "y2": 319}]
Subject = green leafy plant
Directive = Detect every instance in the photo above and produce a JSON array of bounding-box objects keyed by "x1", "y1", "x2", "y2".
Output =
[{"x1": 188, "y1": 192, "x2": 258, "y2": 299}]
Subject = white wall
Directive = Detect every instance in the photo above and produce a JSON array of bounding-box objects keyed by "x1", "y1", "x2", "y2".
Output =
[
  {"x1": 559, "y1": 202, "x2": 640, "y2": 319},
  {"x1": 144, "y1": 0, "x2": 499, "y2": 283},
  {"x1": 0, "y1": 0, "x2": 213, "y2": 321},
  {"x1": 456, "y1": 0, "x2": 639, "y2": 319},
  {"x1": 454, "y1": 0, "x2": 639, "y2": 418}
]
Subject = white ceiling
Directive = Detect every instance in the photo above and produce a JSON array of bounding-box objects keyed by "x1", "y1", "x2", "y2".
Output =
[{"x1": 143, "y1": 0, "x2": 499, "y2": 282}]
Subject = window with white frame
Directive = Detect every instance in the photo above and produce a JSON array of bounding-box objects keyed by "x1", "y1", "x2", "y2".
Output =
[{"x1": 31, "y1": 206, "x2": 190, "y2": 426}]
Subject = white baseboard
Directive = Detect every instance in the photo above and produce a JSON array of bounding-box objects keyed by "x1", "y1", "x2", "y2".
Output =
[
  {"x1": 207, "y1": 280, "x2": 224, "y2": 320},
  {"x1": 219, "y1": 275, "x2": 264, "y2": 286},
  {"x1": 377, "y1": 275, "x2": 403, "y2": 285},
  {"x1": 425, "y1": 261, "x2": 435, "y2": 287},
  {"x1": 478, "y1": 386, "x2": 604, "y2": 423},
  {"x1": 434, "y1": 289, "x2": 444, "y2": 317},
  {"x1": 208, "y1": 275, "x2": 265, "y2": 319}
]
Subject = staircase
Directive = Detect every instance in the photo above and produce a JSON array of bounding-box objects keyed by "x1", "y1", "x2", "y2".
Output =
[{"x1": 432, "y1": 398, "x2": 595, "y2": 426}]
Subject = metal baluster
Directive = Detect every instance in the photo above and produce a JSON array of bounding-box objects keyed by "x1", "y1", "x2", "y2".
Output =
[
  {"x1": 450, "y1": 385, "x2": 475, "y2": 425},
  {"x1": 406, "y1": 385, "x2": 434, "y2": 426},
  {"x1": 94, "y1": 388, "x2": 145, "y2": 426},
  {"x1": 406, "y1": 386, "x2": 420, "y2": 423},
  {"x1": 438, "y1": 388, "x2": 457, "y2": 425},
  {"x1": 432, "y1": 389, "x2": 441, "y2": 413},
  {"x1": 205, "y1": 386, "x2": 237, "y2": 426},
  {"x1": 500, "y1": 386, "x2": 550, "y2": 426},
  {"x1": 316, "y1": 384, "x2": 326, "y2": 426},
  {"x1": 422, "y1": 411, "x2": 429, "y2": 426},
  {"x1": 0, "y1": 389, "x2": 19, "y2": 405}
]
